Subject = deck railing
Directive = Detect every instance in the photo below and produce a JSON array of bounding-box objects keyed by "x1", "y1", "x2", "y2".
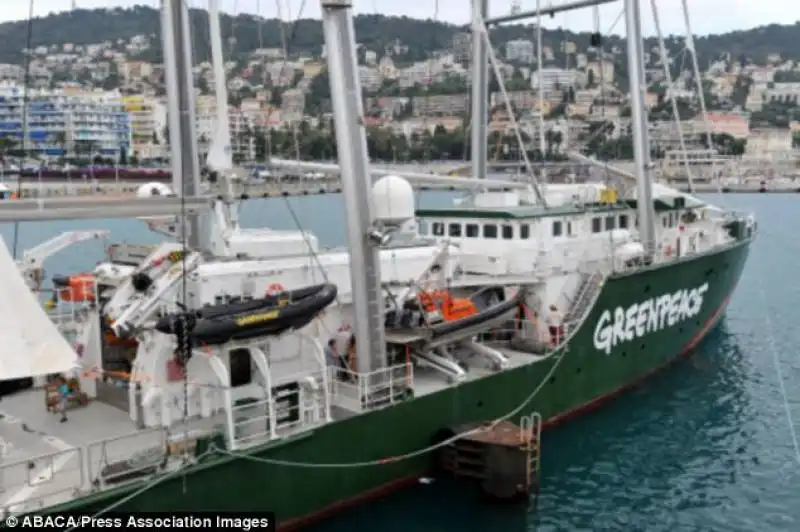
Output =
[
  {"x1": 328, "y1": 362, "x2": 414, "y2": 413},
  {"x1": 0, "y1": 446, "x2": 84, "y2": 517}
]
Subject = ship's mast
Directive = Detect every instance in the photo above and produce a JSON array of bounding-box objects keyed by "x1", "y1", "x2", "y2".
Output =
[
  {"x1": 623, "y1": 0, "x2": 656, "y2": 256},
  {"x1": 470, "y1": 0, "x2": 489, "y2": 180},
  {"x1": 161, "y1": 0, "x2": 204, "y2": 250},
  {"x1": 320, "y1": 0, "x2": 387, "y2": 375},
  {"x1": 207, "y1": 0, "x2": 239, "y2": 228}
]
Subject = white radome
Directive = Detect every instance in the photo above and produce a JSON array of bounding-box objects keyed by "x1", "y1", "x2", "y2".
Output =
[
  {"x1": 372, "y1": 175, "x2": 415, "y2": 225},
  {"x1": 136, "y1": 182, "x2": 175, "y2": 198}
]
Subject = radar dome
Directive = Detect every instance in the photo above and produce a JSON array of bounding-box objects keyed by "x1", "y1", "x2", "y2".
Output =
[
  {"x1": 136, "y1": 182, "x2": 175, "y2": 198},
  {"x1": 372, "y1": 175, "x2": 414, "y2": 225}
]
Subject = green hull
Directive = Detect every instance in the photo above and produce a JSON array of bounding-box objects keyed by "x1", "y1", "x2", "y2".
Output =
[{"x1": 47, "y1": 240, "x2": 751, "y2": 528}]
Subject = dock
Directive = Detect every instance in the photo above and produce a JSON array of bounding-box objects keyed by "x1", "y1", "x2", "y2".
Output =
[
  {"x1": 3, "y1": 176, "x2": 800, "y2": 201},
  {"x1": 437, "y1": 414, "x2": 542, "y2": 504}
]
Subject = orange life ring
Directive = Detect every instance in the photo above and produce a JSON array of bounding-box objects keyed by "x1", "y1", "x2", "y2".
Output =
[{"x1": 266, "y1": 283, "x2": 285, "y2": 295}]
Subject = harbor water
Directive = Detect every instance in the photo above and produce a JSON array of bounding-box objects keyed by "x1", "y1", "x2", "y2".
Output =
[{"x1": 1, "y1": 192, "x2": 798, "y2": 531}]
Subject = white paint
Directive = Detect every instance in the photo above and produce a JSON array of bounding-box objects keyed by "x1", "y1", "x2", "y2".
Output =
[
  {"x1": 4, "y1": 451, "x2": 76, "y2": 513},
  {"x1": 0, "y1": 411, "x2": 76, "y2": 513},
  {"x1": 593, "y1": 282, "x2": 710, "y2": 355}
]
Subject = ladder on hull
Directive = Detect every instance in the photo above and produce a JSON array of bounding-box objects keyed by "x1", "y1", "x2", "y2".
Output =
[{"x1": 438, "y1": 412, "x2": 543, "y2": 504}]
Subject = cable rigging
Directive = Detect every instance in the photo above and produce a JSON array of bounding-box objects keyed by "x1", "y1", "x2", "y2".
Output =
[{"x1": 11, "y1": 0, "x2": 37, "y2": 261}]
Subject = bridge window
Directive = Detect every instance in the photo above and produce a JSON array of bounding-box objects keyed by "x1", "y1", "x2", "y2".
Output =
[
  {"x1": 591, "y1": 217, "x2": 601, "y2": 233},
  {"x1": 619, "y1": 214, "x2": 629, "y2": 229},
  {"x1": 466, "y1": 223, "x2": 479, "y2": 237},
  {"x1": 520, "y1": 224, "x2": 530, "y2": 239},
  {"x1": 448, "y1": 223, "x2": 462, "y2": 237},
  {"x1": 502, "y1": 225, "x2": 514, "y2": 239},
  {"x1": 432, "y1": 222, "x2": 445, "y2": 236},
  {"x1": 483, "y1": 224, "x2": 498, "y2": 238},
  {"x1": 567, "y1": 221, "x2": 573, "y2": 235},
  {"x1": 605, "y1": 216, "x2": 616, "y2": 230},
  {"x1": 553, "y1": 220, "x2": 563, "y2": 237}
]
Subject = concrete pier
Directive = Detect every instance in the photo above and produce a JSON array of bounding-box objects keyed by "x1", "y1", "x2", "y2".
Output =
[{"x1": 3, "y1": 175, "x2": 800, "y2": 201}]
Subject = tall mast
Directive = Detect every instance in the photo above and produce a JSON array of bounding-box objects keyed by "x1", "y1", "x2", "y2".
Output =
[
  {"x1": 161, "y1": 0, "x2": 204, "y2": 250},
  {"x1": 470, "y1": 0, "x2": 489, "y2": 179},
  {"x1": 208, "y1": 0, "x2": 239, "y2": 228},
  {"x1": 320, "y1": 0, "x2": 387, "y2": 375},
  {"x1": 623, "y1": 0, "x2": 655, "y2": 256}
]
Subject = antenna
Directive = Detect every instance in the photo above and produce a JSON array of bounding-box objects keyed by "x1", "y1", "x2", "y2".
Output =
[{"x1": 72, "y1": 0, "x2": 77, "y2": 9}]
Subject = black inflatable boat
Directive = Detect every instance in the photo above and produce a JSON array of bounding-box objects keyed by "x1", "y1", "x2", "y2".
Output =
[{"x1": 155, "y1": 283, "x2": 337, "y2": 345}]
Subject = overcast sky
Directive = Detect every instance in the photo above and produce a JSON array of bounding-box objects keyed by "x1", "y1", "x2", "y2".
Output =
[{"x1": 2, "y1": 0, "x2": 798, "y2": 37}]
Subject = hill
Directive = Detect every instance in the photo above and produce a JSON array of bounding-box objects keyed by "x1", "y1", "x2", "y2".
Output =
[{"x1": 1, "y1": 6, "x2": 800, "y2": 67}]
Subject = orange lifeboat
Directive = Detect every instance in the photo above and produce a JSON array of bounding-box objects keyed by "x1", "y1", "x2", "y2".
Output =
[
  {"x1": 52, "y1": 273, "x2": 96, "y2": 302},
  {"x1": 418, "y1": 290, "x2": 478, "y2": 321}
]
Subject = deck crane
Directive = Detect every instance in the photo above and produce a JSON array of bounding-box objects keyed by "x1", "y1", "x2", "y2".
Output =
[{"x1": 16, "y1": 230, "x2": 110, "y2": 291}]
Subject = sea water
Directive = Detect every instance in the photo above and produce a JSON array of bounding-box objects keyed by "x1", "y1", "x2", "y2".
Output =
[{"x1": 1, "y1": 193, "x2": 798, "y2": 531}]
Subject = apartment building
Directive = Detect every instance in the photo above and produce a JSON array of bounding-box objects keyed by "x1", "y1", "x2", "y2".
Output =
[
  {"x1": 747, "y1": 128, "x2": 792, "y2": 156},
  {"x1": 505, "y1": 40, "x2": 535, "y2": 64},
  {"x1": 530, "y1": 68, "x2": 579, "y2": 95},
  {"x1": 0, "y1": 84, "x2": 130, "y2": 158},
  {"x1": 452, "y1": 33, "x2": 472, "y2": 63},
  {"x1": 195, "y1": 95, "x2": 255, "y2": 161},
  {"x1": 411, "y1": 94, "x2": 468, "y2": 117},
  {"x1": 122, "y1": 94, "x2": 166, "y2": 159}
]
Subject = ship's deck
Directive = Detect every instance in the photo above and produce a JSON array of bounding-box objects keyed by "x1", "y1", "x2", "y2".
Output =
[
  {"x1": 0, "y1": 387, "x2": 222, "y2": 515},
  {"x1": 412, "y1": 346, "x2": 546, "y2": 397}
]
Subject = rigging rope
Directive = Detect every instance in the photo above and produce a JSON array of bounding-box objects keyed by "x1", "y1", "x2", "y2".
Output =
[
  {"x1": 758, "y1": 277, "x2": 800, "y2": 465},
  {"x1": 215, "y1": 316, "x2": 581, "y2": 469},
  {"x1": 10, "y1": 0, "x2": 37, "y2": 260},
  {"x1": 61, "y1": 449, "x2": 215, "y2": 532}
]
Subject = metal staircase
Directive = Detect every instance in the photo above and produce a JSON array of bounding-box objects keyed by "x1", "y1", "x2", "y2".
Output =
[{"x1": 563, "y1": 270, "x2": 605, "y2": 327}]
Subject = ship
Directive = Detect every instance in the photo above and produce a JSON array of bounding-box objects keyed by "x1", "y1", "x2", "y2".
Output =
[{"x1": 0, "y1": 0, "x2": 755, "y2": 529}]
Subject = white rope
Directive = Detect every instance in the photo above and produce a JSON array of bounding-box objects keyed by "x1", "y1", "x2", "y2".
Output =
[
  {"x1": 758, "y1": 278, "x2": 800, "y2": 464},
  {"x1": 215, "y1": 295, "x2": 600, "y2": 470},
  {"x1": 61, "y1": 449, "x2": 215, "y2": 532}
]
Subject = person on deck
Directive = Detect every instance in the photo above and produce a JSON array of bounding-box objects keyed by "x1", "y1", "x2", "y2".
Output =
[
  {"x1": 57, "y1": 377, "x2": 72, "y2": 423},
  {"x1": 546, "y1": 304, "x2": 564, "y2": 346},
  {"x1": 347, "y1": 336, "x2": 357, "y2": 372},
  {"x1": 325, "y1": 338, "x2": 346, "y2": 373}
]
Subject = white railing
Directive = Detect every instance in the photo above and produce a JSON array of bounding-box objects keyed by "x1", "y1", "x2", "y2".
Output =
[
  {"x1": 41, "y1": 279, "x2": 99, "y2": 343},
  {"x1": 230, "y1": 369, "x2": 329, "y2": 449},
  {"x1": 0, "y1": 446, "x2": 84, "y2": 517},
  {"x1": 328, "y1": 362, "x2": 414, "y2": 413},
  {"x1": 85, "y1": 427, "x2": 169, "y2": 490}
]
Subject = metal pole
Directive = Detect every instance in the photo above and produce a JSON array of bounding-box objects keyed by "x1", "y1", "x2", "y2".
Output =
[
  {"x1": 650, "y1": 0, "x2": 694, "y2": 192},
  {"x1": 535, "y1": 0, "x2": 547, "y2": 172},
  {"x1": 470, "y1": 0, "x2": 489, "y2": 179},
  {"x1": 161, "y1": 0, "x2": 203, "y2": 249},
  {"x1": 321, "y1": 0, "x2": 386, "y2": 375},
  {"x1": 486, "y1": 0, "x2": 619, "y2": 25},
  {"x1": 208, "y1": 0, "x2": 239, "y2": 227},
  {"x1": 623, "y1": 0, "x2": 656, "y2": 256}
]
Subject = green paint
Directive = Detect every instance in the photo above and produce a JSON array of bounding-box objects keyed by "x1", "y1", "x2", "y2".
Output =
[{"x1": 40, "y1": 240, "x2": 751, "y2": 527}]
